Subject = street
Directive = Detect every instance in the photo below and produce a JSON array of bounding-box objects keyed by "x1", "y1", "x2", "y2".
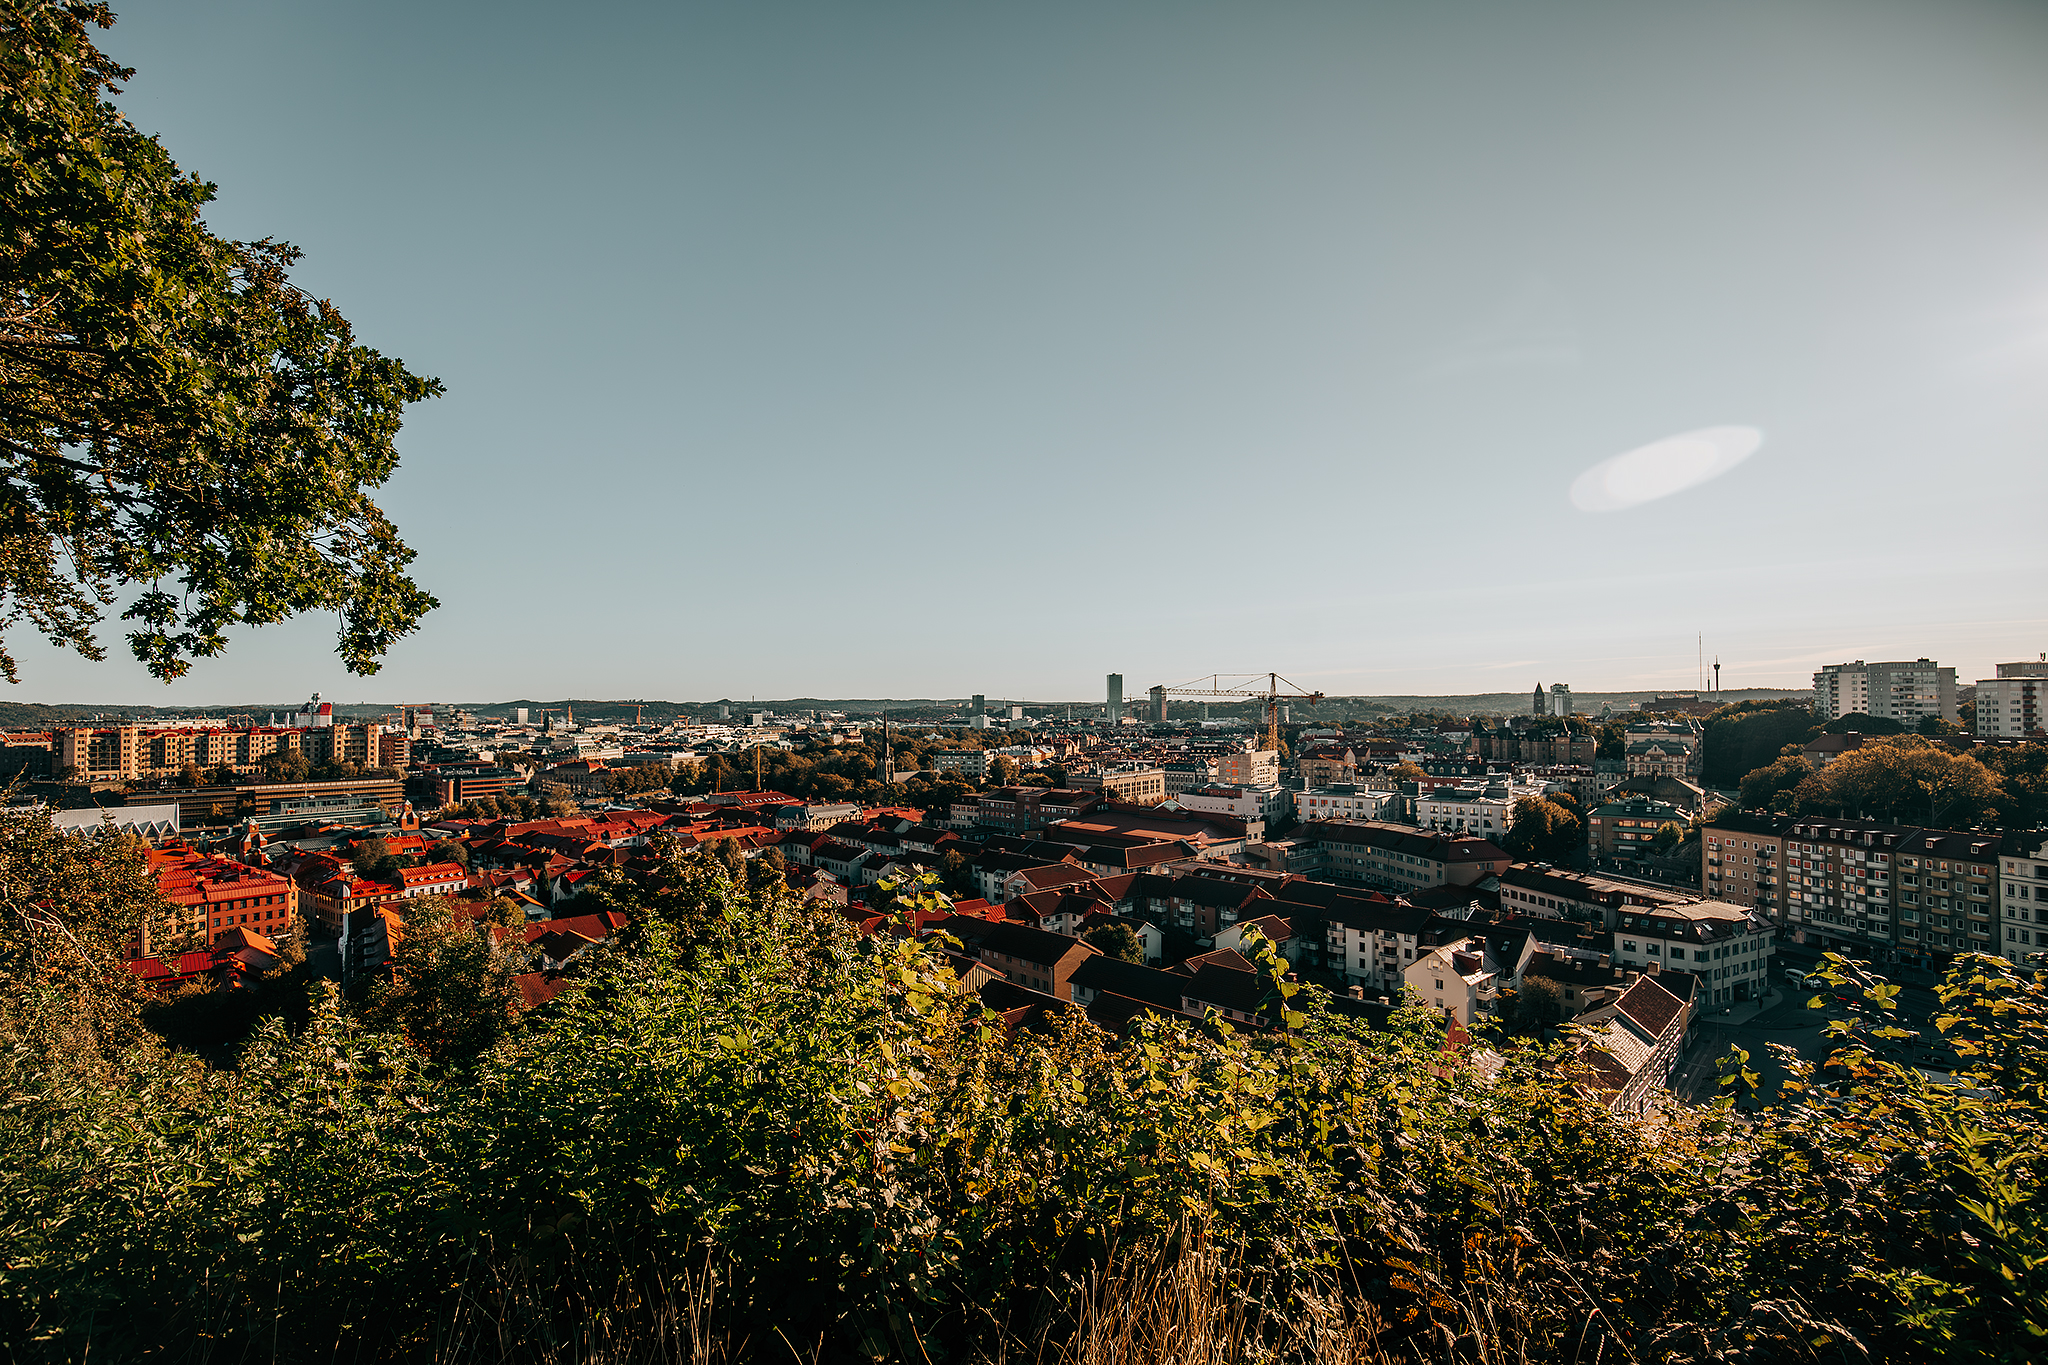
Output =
[{"x1": 1671, "y1": 953, "x2": 1955, "y2": 1105}]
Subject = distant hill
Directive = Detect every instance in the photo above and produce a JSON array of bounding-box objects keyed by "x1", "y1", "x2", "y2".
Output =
[{"x1": 2, "y1": 688, "x2": 1806, "y2": 729}]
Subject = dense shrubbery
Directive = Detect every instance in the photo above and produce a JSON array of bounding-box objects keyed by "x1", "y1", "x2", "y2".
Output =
[{"x1": 1, "y1": 814, "x2": 2044, "y2": 1363}]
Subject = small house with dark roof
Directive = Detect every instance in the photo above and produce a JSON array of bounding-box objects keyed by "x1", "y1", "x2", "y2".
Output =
[{"x1": 941, "y1": 917, "x2": 1099, "y2": 999}]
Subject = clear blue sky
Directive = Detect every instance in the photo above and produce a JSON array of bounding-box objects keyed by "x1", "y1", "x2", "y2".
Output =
[{"x1": 25, "y1": 0, "x2": 2048, "y2": 704}]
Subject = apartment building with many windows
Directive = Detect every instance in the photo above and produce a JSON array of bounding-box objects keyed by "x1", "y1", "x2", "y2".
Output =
[
  {"x1": 1700, "y1": 812, "x2": 1792, "y2": 920},
  {"x1": 1753, "y1": 818, "x2": 1997, "y2": 966},
  {"x1": 1974, "y1": 659, "x2": 2047, "y2": 738},
  {"x1": 1812, "y1": 660, "x2": 1957, "y2": 725},
  {"x1": 1998, "y1": 833, "x2": 2048, "y2": 964}
]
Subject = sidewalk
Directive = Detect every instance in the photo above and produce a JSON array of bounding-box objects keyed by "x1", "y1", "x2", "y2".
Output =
[{"x1": 1695, "y1": 992, "x2": 1776, "y2": 1029}]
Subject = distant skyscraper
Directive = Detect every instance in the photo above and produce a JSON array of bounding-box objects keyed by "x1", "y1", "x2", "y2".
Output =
[{"x1": 1107, "y1": 673, "x2": 1124, "y2": 726}]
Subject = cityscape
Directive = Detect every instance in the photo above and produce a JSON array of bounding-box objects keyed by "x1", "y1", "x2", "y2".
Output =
[
  {"x1": 12, "y1": 653, "x2": 2045, "y2": 1095},
  {"x1": 6, "y1": 2, "x2": 2045, "y2": 1362}
]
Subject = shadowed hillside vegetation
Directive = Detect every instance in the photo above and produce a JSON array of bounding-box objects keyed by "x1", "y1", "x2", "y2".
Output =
[{"x1": 1, "y1": 809, "x2": 2043, "y2": 1364}]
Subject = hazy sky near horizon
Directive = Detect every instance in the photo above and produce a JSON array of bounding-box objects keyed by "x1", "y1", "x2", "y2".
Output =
[{"x1": 20, "y1": 0, "x2": 2048, "y2": 705}]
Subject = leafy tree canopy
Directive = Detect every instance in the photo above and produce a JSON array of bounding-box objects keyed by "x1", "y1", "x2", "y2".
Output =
[
  {"x1": 1081, "y1": 921, "x2": 1144, "y2": 964},
  {"x1": 0, "y1": 2, "x2": 439, "y2": 683}
]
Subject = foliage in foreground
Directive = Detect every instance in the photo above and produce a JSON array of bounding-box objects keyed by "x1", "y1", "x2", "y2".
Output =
[{"x1": 0, "y1": 818, "x2": 2043, "y2": 1363}]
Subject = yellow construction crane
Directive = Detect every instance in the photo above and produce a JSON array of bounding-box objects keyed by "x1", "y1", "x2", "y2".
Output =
[
  {"x1": 1146, "y1": 673, "x2": 1325, "y2": 752},
  {"x1": 609, "y1": 702, "x2": 647, "y2": 726}
]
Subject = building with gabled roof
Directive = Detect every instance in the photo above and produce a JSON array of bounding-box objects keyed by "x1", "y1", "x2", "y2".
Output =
[
  {"x1": 1571, "y1": 970, "x2": 1690, "y2": 1113},
  {"x1": 142, "y1": 844, "x2": 298, "y2": 952},
  {"x1": 938, "y1": 916, "x2": 1099, "y2": 999}
]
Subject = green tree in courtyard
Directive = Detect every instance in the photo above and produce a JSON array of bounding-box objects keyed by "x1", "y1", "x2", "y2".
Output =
[{"x1": 1081, "y1": 922, "x2": 1145, "y2": 964}]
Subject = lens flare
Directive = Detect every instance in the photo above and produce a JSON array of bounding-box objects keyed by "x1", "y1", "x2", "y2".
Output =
[{"x1": 1569, "y1": 426, "x2": 1764, "y2": 512}]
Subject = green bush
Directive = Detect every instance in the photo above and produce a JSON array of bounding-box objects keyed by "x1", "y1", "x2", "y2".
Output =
[{"x1": 1, "y1": 815, "x2": 2043, "y2": 1362}]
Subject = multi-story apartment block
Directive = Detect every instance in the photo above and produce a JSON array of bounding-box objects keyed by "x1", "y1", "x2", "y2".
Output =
[
  {"x1": 1997, "y1": 833, "x2": 2048, "y2": 964},
  {"x1": 1319, "y1": 900, "x2": 1456, "y2": 994},
  {"x1": 1700, "y1": 812, "x2": 1791, "y2": 921},
  {"x1": 1294, "y1": 785, "x2": 1395, "y2": 824},
  {"x1": 1813, "y1": 659, "x2": 1958, "y2": 725},
  {"x1": 1415, "y1": 786, "x2": 1515, "y2": 836},
  {"x1": 1973, "y1": 659, "x2": 2048, "y2": 738},
  {"x1": 1215, "y1": 749, "x2": 1280, "y2": 787},
  {"x1": 929, "y1": 749, "x2": 992, "y2": 778},
  {"x1": 139, "y1": 845, "x2": 299, "y2": 952},
  {"x1": 1296, "y1": 747, "x2": 1358, "y2": 787},
  {"x1": 1070, "y1": 765, "x2": 1167, "y2": 804},
  {"x1": 1764, "y1": 818, "x2": 1997, "y2": 965},
  {"x1": 55, "y1": 721, "x2": 397, "y2": 784},
  {"x1": 1609, "y1": 899, "x2": 1776, "y2": 1007},
  {"x1": 1892, "y1": 827, "x2": 2001, "y2": 961},
  {"x1": 1162, "y1": 758, "x2": 1219, "y2": 797},
  {"x1": 1295, "y1": 820, "x2": 1509, "y2": 894},
  {"x1": 1585, "y1": 796, "x2": 1687, "y2": 860}
]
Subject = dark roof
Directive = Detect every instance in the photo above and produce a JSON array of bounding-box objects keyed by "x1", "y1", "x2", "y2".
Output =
[
  {"x1": 1010, "y1": 863, "x2": 1101, "y2": 893},
  {"x1": 1296, "y1": 820, "x2": 1508, "y2": 863},
  {"x1": 1182, "y1": 963, "x2": 1271, "y2": 1017},
  {"x1": 1180, "y1": 947, "x2": 1256, "y2": 974},
  {"x1": 1322, "y1": 990, "x2": 1401, "y2": 1028},
  {"x1": 973, "y1": 978, "x2": 1069, "y2": 1033},
  {"x1": 1069, "y1": 956, "x2": 1189, "y2": 1011},
  {"x1": 1615, "y1": 973, "x2": 1686, "y2": 1038},
  {"x1": 1523, "y1": 954, "x2": 1629, "y2": 990},
  {"x1": 973, "y1": 920, "x2": 1097, "y2": 968},
  {"x1": 1407, "y1": 882, "x2": 1497, "y2": 913},
  {"x1": 1149, "y1": 878, "x2": 1274, "y2": 910}
]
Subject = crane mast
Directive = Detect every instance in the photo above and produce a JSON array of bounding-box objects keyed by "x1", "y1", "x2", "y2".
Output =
[{"x1": 1145, "y1": 672, "x2": 1324, "y2": 752}]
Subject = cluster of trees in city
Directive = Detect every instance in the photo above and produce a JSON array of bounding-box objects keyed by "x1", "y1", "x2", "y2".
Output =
[
  {"x1": 3, "y1": 808, "x2": 2041, "y2": 1363},
  {"x1": 151, "y1": 753, "x2": 403, "y2": 789},
  {"x1": 435, "y1": 793, "x2": 582, "y2": 823},
  {"x1": 1737, "y1": 733, "x2": 2041, "y2": 827},
  {"x1": 1499, "y1": 792, "x2": 1588, "y2": 863},
  {"x1": 1703, "y1": 699, "x2": 1975, "y2": 790}
]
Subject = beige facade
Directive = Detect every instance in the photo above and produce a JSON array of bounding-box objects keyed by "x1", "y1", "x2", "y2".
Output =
[
  {"x1": 1216, "y1": 749, "x2": 1280, "y2": 787},
  {"x1": 1701, "y1": 814, "x2": 1791, "y2": 922},
  {"x1": 1072, "y1": 766, "x2": 1167, "y2": 804},
  {"x1": 55, "y1": 722, "x2": 392, "y2": 783}
]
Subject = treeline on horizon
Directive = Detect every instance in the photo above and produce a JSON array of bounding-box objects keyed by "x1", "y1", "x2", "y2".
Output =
[{"x1": 0, "y1": 687, "x2": 1806, "y2": 731}]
